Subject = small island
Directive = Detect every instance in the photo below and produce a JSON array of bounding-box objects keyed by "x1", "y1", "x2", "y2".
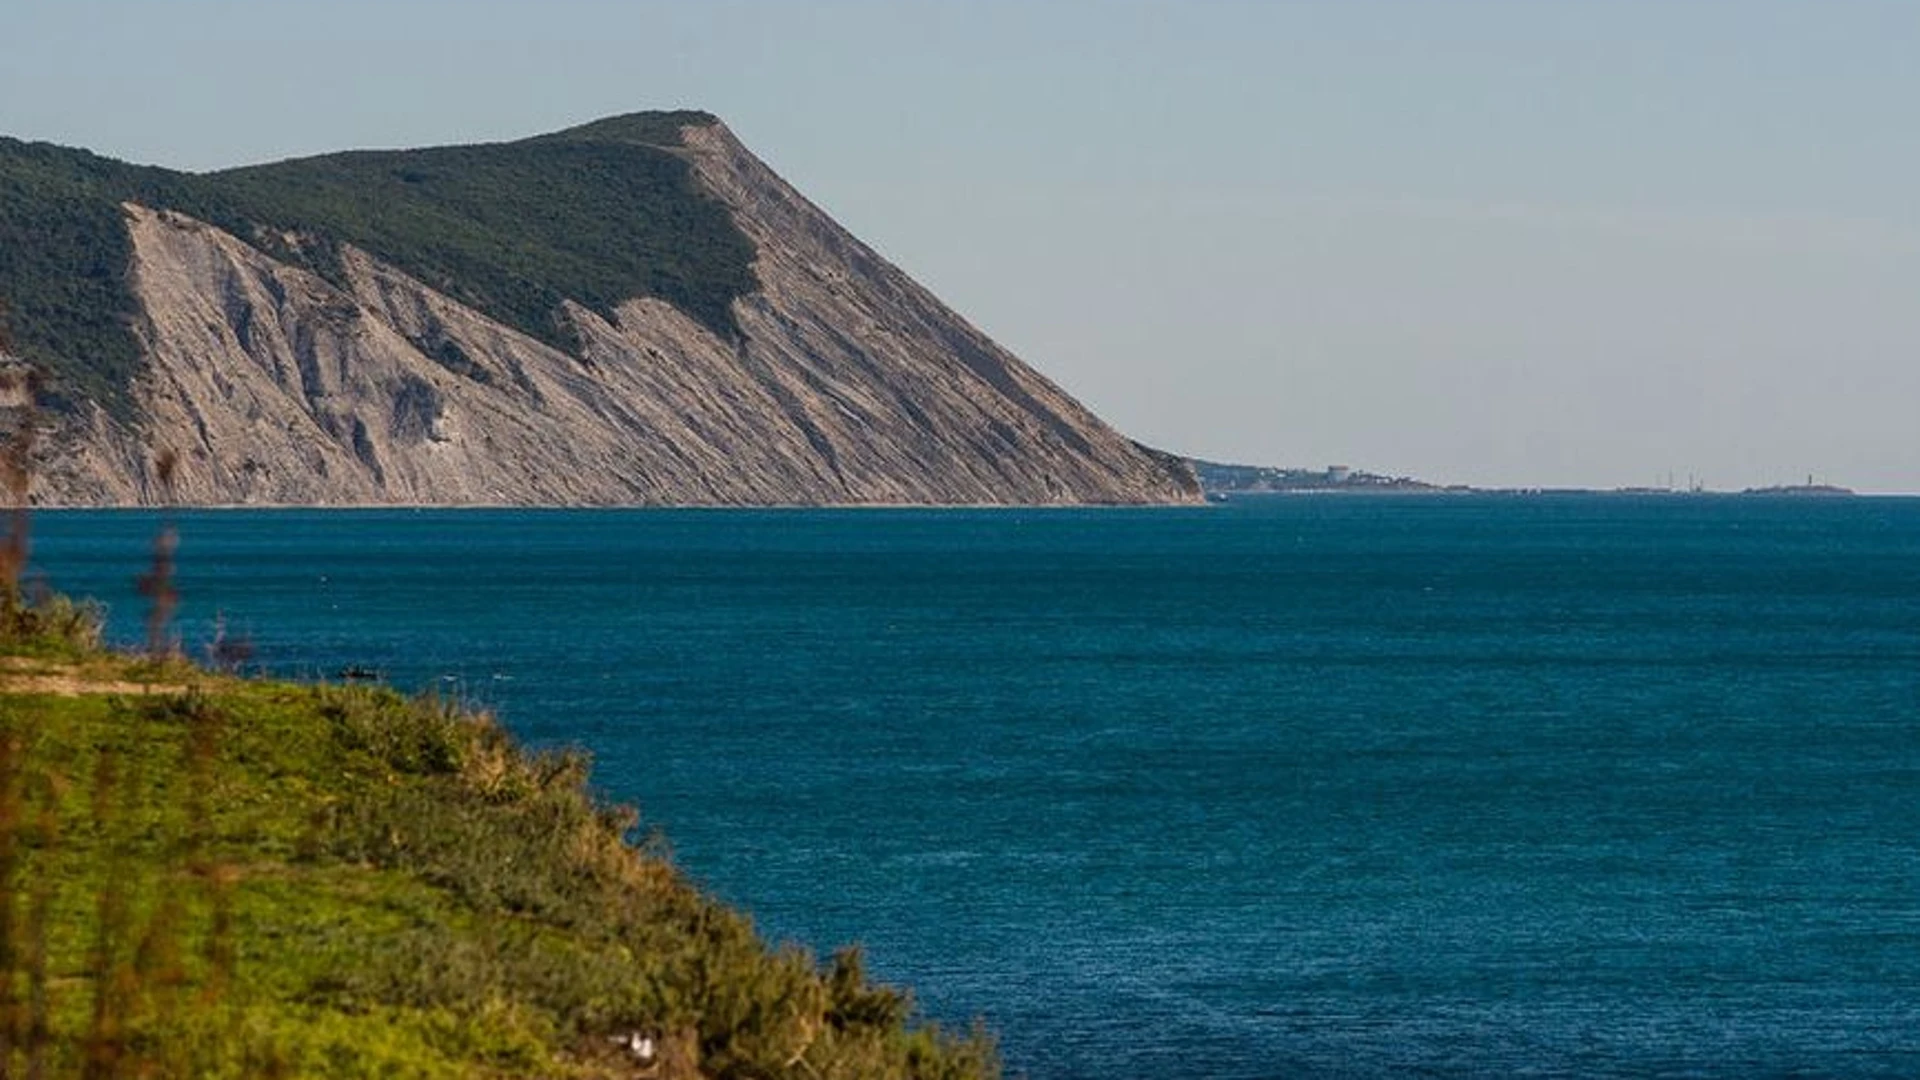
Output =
[{"x1": 1737, "y1": 483, "x2": 1856, "y2": 497}]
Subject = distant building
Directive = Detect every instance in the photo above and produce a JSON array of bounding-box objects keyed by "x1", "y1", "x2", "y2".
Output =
[{"x1": 1326, "y1": 465, "x2": 1352, "y2": 484}]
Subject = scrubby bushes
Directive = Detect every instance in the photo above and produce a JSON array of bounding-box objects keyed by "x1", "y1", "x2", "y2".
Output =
[
  {"x1": 306, "y1": 681, "x2": 996, "y2": 1078},
  {"x1": 0, "y1": 588, "x2": 104, "y2": 655}
]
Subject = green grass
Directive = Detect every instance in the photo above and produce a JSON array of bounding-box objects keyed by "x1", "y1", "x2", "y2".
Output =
[
  {"x1": 0, "y1": 597, "x2": 996, "y2": 1080},
  {"x1": 0, "y1": 111, "x2": 758, "y2": 422}
]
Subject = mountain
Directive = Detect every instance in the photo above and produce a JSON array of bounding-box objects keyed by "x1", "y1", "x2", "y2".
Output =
[{"x1": 0, "y1": 112, "x2": 1198, "y2": 505}]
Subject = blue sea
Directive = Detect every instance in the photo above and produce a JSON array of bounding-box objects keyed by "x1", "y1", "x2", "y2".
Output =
[{"x1": 26, "y1": 496, "x2": 1920, "y2": 1078}]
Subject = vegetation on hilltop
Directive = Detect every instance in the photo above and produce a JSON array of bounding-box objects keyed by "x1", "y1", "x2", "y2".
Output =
[
  {"x1": 0, "y1": 591, "x2": 995, "y2": 1079},
  {"x1": 539, "y1": 111, "x2": 724, "y2": 149},
  {"x1": 0, "y1": 140, "x2": 167, "y2": 416},
  {"x1": 0, "y1": 111, "x2": 757, "y2": 421}
]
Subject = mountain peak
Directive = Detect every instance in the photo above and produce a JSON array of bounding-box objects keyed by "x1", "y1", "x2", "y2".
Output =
[
  {"x1": 1, "y1": 117, "x2": 1199, "y2": 507},
  {"x1": 536, "y1": 110, "x2": 724, "y2": 149}
]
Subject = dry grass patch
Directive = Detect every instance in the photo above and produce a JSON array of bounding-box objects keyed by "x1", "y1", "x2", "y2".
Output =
[{"x1": 0, "y1": 655, "x2": 188, "y2": 697}]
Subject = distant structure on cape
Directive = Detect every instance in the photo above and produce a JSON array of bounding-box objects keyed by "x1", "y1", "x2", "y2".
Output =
[
  {"x1": 0, "y1": 112, "x2": 1197, "y2": 506},
  {"x1": 1190, "y1": 459, "x2": 1443, "y2": 496}
]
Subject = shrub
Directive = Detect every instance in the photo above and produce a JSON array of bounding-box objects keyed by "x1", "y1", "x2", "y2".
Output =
[{"x1": 0, "y1": 588, "x2": 104, "y2": 654}]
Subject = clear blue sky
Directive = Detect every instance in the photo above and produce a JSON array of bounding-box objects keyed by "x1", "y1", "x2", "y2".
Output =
[{"x1": 6, "y1": 0, "x2": 1918, "y2": 490}]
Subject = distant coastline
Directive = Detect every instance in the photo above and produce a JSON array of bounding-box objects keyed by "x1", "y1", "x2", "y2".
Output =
[{"x1": 1190, "y1": 459, "x2": 1860, "y2": 499}]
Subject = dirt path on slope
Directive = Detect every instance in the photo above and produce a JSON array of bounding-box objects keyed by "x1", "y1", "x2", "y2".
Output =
[{"x1": 0, "y1": 656, "x2": 187, "y2": 697}]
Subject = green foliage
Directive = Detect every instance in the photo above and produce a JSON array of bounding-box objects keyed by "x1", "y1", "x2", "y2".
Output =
[
  {"x1": 0, "y1": 140, "x2": 173, "y2": 419},
  {"x1": 0, "y1": 111, "x2": 758, "y2": 422},
  {"x1": 0, "y1": 587, "x2": 104, "y2": 657},
  {"x1": 537, "y1": 111, "x2": 722, "y2": 149},
  {"x1": 0, "y1": 612, "x2": 998, "y2": 1079}
]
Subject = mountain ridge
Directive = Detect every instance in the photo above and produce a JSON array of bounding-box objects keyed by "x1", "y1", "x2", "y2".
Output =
[{"x1": 1, "y1": 112, "x2": 1199, "y2": 506}]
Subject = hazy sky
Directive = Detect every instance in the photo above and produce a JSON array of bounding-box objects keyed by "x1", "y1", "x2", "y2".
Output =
[{"x1": 5, "y1": 0, "x2": 1918, "y2": 491}]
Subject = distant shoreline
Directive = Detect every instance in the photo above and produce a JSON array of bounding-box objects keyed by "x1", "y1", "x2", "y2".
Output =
[
  {"x1": 25, "y1": 488, "x2": 1897, "y2": 511},
  {"x1": 1208, "y1": 485, "x2": 1864, "y2": 500},
  {"x1": 1211, "y1": 484, "x2": 1859, "y2": 497},
  {"x1": 1189, "y1": 459, "x2": 1864, "y2": 499}
]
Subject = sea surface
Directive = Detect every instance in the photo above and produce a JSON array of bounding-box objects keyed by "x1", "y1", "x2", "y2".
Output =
[{"x1": 26, "y1": 496, "x2": 1920, "y2": 1078}]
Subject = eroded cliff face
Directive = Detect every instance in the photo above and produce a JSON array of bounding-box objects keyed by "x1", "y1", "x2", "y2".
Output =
[{"x1": 35, "y1": 122, "x2": 1198, "y2": 506}]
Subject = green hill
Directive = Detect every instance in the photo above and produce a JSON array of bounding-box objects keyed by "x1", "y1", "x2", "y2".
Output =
[
  {"x1": 0, "y1": 111, "x2": 756, "y2": 421},
  {"x1": 0, "y1": 595, "x2": 995, "y2": 1079}
]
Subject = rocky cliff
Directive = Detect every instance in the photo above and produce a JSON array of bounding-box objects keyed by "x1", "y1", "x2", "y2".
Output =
[{"x1": 3, "y1": 115, "x2": 1197, "y2": 506}]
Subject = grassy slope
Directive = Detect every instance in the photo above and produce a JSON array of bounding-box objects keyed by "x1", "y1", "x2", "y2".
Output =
[
  {"x1": 0, "y1": 607, "x2": 995, "y2": 1080},
  {"x1": 0, "y1": 111, "x2": 757, "y2": 421}
]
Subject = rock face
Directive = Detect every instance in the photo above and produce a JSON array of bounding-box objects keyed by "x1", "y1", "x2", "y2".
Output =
[{"x1": 31, "y1": 120, "x2": 1198, "y2": 506}]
